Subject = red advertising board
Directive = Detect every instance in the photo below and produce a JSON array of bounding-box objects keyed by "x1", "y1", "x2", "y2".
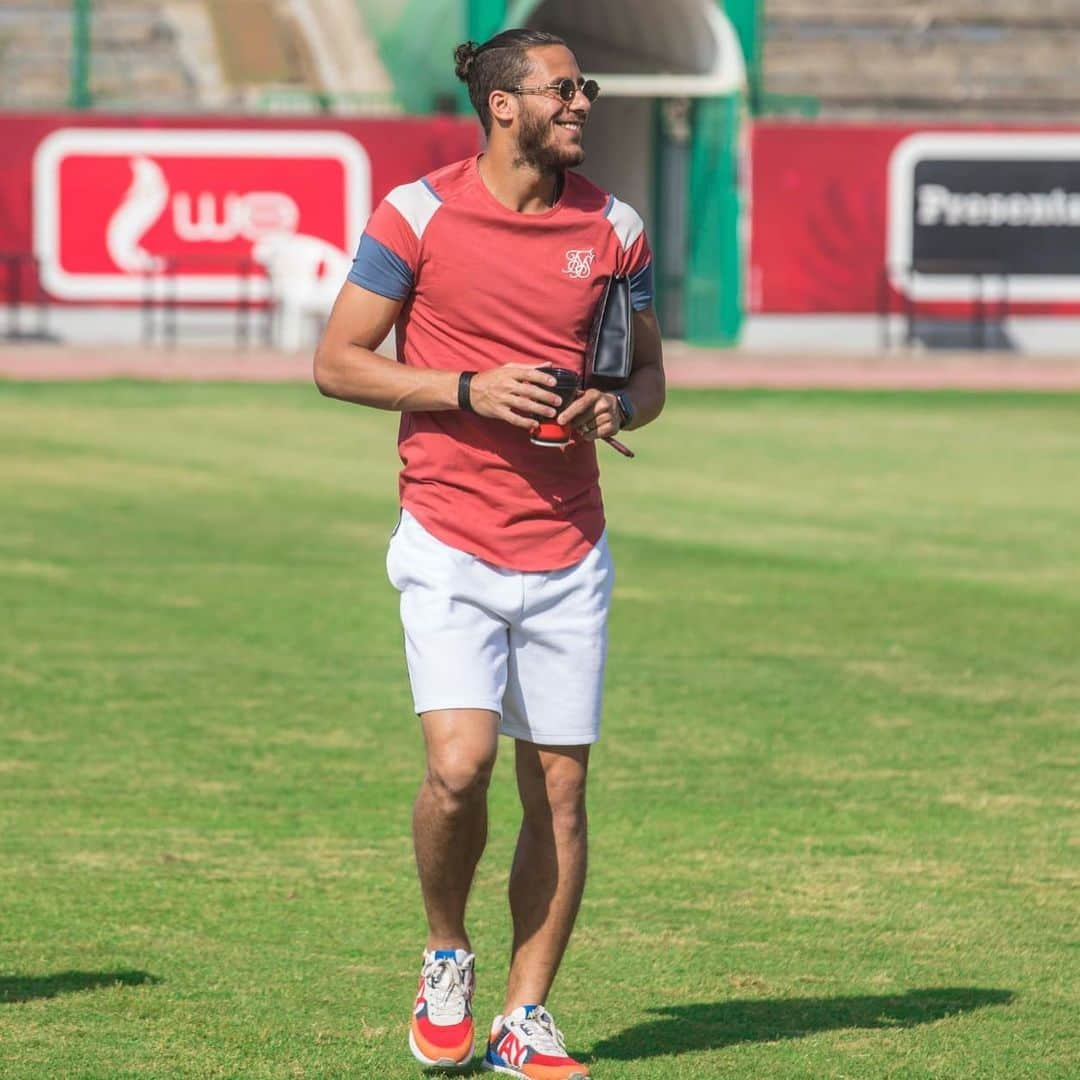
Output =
[
  {"x1": 0, "y1": 112, "x2": 481, "y2": 304},
  {"x1": 750, "y1": 121, "x2": 1080, "y2": 315}
]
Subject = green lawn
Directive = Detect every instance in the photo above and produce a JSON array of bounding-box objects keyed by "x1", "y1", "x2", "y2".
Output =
[{"x1": 1, "y1": 382, "x2": 1077, "y2": 1078}]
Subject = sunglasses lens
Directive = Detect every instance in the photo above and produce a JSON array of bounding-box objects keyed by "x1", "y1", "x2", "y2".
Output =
[{"x1": 557, "y1": 79, "x2": 599, "y2": 102}]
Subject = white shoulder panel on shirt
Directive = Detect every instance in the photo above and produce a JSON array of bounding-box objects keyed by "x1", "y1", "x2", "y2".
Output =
[
  {"x1": 605, "y1": 196, "x2": 645, "y2": 250},
  {"x1": 385, "y1": 179, "x2": 443, "y2": 241}
]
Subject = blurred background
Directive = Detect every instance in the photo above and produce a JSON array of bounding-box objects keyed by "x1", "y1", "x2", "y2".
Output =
[
  {"x1": 3, "y1": 11, "x2": 1078, "y2": 1076},
  {"x1": 3, "y1": 0, "x2": 1080, "y2": 357}
]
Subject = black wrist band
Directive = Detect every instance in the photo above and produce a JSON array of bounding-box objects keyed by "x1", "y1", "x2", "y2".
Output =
[{"x1": 458, "y1": 371, "x2": 476, "y2": 413}]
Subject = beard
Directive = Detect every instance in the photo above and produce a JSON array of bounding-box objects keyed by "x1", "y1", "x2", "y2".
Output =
[{"x1": 513, "y1": 106, "x2": 586, "y2": 173}]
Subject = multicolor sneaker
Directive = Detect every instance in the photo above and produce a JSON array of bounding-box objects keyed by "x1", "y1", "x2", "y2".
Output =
[
  {"x1": 408, "y1": 948, "x2": 476, "y2": 1069},
  {"x1": 483, "y1": 1005, "x2": 590, "y2": 1079}
]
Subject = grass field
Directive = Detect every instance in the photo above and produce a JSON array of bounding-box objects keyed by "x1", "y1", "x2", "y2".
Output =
[{"x1": 1, "y1": 381, "x2": 1077, "y2": 1079}]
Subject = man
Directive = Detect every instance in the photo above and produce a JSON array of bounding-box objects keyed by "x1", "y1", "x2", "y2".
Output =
[{"x1": 314, "y1": 27, "x2": 664, "y2": 1080}]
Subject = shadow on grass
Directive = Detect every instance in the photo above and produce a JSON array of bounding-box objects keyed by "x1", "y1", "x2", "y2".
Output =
[
  {"x1": 1, "y1": 970, "x2": 162, "y2": 1003},
  {"x1": 592, "y1": 987, "x2": 1015, "y2": 1061}
]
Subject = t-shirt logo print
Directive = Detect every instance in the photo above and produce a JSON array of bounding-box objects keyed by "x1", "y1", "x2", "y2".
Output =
[{"x1": 563, "y1": 248, "x2": 596, "y2": 279}]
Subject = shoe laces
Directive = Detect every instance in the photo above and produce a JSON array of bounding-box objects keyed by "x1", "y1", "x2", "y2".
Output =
[
  {"x1": 422, "y1": 954, "x2": 473, "y2": 1011},
  {"x1": 510, "y1": 1006, "x2": 568, "y2": 1057}
]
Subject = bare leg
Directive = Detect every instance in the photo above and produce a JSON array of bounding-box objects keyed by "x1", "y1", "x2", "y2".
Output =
[
  {"x1": 503, "y1": 742, "x2": 590, "y2": 1013},
  {"x1": 413, "y1": 709, "x2": 499, "y2": 952}
]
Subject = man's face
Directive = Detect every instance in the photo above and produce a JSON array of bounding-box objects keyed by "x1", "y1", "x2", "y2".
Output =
[{"x1": 511, "y1": 45, "x2": 592, "y2": 172}]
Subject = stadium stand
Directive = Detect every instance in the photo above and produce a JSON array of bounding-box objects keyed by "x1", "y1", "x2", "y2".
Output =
[
  {"x1": 205, "y1": 0, "x2": 395, "y2": 112},
  {"x1": 765, "y1": 0, "x2": 1080, "y2": 118},
  {"x1": 283, "y1": 0, "x2": 395, "y2": 109},
  {"x1": 0, "y1": 0, "x2": 396, "y2": 113},
  {"x1": 0, "y1": 0, "x2": 196, "y2": 110}
]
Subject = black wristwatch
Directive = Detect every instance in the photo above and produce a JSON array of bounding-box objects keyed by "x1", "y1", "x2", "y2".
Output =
[{"x1": 613, "y1": 389, "x2": 635, "y2": 429}]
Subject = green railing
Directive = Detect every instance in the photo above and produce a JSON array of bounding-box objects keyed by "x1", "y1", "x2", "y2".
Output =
[{"x1": 69, "y1": 0, "x2": 92, "y2": 109}]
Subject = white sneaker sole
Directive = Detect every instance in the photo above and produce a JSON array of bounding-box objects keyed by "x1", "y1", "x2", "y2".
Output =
[{"x1": 408, "y1": 1027, "x2": 474, "y2": 1070}]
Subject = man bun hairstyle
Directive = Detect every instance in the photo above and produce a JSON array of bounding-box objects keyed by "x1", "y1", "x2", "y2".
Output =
[
  {"x1": 454, "y1": 28, "x2": 567, "y2": 134},
  {"x1": 453, "y1": 41, "x2": 479, "y2": 82}
]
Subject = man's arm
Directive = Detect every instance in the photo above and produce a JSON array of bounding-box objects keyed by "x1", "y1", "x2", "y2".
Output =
[
  {"x1": 557, "y1": 306, "x2": 666, "y2": 439},
  {"x1": 313, "y1": 282, "x2": 452, "y2": 411},
  {"x1": 619, "y1": 306, "x2": 665, "y2": 431},
  {"x1": 313, "y1": 282, "x2": 562, "y2": 428}
]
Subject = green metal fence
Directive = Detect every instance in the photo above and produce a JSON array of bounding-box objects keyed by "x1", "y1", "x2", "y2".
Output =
[{"x1": 69, "y1": 0, "x2": 92, "y2": 109}]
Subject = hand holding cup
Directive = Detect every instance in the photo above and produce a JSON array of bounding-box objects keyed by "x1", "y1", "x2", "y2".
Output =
[
  {"x1": 466, "y1": 364, "x2": 563, "y2": 430},
  {"x1": 530, "y1": 366, "x2": 581, "y2": 447}
]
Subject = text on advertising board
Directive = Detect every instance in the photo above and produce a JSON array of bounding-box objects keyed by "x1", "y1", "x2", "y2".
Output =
[
  {"x1": 33, "y1": 128, "x2": 370, "y2": 302},
  {"x1": 889, "y1": 132, "x2": 1080, "y2": 301}
]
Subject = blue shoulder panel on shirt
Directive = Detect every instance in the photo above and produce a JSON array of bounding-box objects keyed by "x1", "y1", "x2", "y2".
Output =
[
  {"x1": 629, "y1": 261, "x2": 654, "y2": 311},
  {"x1": 347, "y1": 234, "x2": 413, "y2": 300}
]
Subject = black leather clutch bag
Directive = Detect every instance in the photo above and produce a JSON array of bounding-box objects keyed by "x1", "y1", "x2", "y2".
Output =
[{"x1": 584, "y1": 274, "x2": 633, "y2": 390}]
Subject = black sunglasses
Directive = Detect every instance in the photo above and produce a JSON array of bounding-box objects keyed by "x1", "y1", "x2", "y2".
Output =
[{"x1": 508, "y1": 77, "x2": 600, "y2": 104}]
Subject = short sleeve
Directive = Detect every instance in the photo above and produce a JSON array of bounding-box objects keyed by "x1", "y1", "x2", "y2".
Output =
[
  {"x1": 605, "y1": 195, "x2": 654, "y2": 311},
  {"x1": 347, "y1": 198, "x2": 419, "y2": 300},
  {"x1": 625, "y1": 233, "x2": 654, "y2": 312}
]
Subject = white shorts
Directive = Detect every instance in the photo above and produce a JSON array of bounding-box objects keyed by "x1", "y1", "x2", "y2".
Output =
[{"x1": 386, "y1": 509, "x2": 614, "y2": 745}]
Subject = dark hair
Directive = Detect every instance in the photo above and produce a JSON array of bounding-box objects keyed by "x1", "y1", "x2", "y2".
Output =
[{"x1": 454, "y1": 28, "x2": 567, "y2": 134}]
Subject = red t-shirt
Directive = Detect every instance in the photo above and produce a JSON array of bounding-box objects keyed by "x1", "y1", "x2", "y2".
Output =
[{"x1": 348, "y1": 155, "x2": 653, "y2": 571}]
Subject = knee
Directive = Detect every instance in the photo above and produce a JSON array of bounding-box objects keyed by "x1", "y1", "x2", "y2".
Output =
[
  {"x1": 426, "y1": 753, "x2": 495, "y2": 813},
  {"x1": 550, "y1": 787, "x2": 588, "y2": 840},
  {"x1": 525, "y1": 772, "x2": 588, "y2": 839}
]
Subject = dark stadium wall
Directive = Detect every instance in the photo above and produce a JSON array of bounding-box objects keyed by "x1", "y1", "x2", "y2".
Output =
[
  {"x1": 359, "y1": 1, "x2": 751, "y2": 344},
  {"x1": 495, "y1": 0, "x2": 748, "y2": 345}
]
